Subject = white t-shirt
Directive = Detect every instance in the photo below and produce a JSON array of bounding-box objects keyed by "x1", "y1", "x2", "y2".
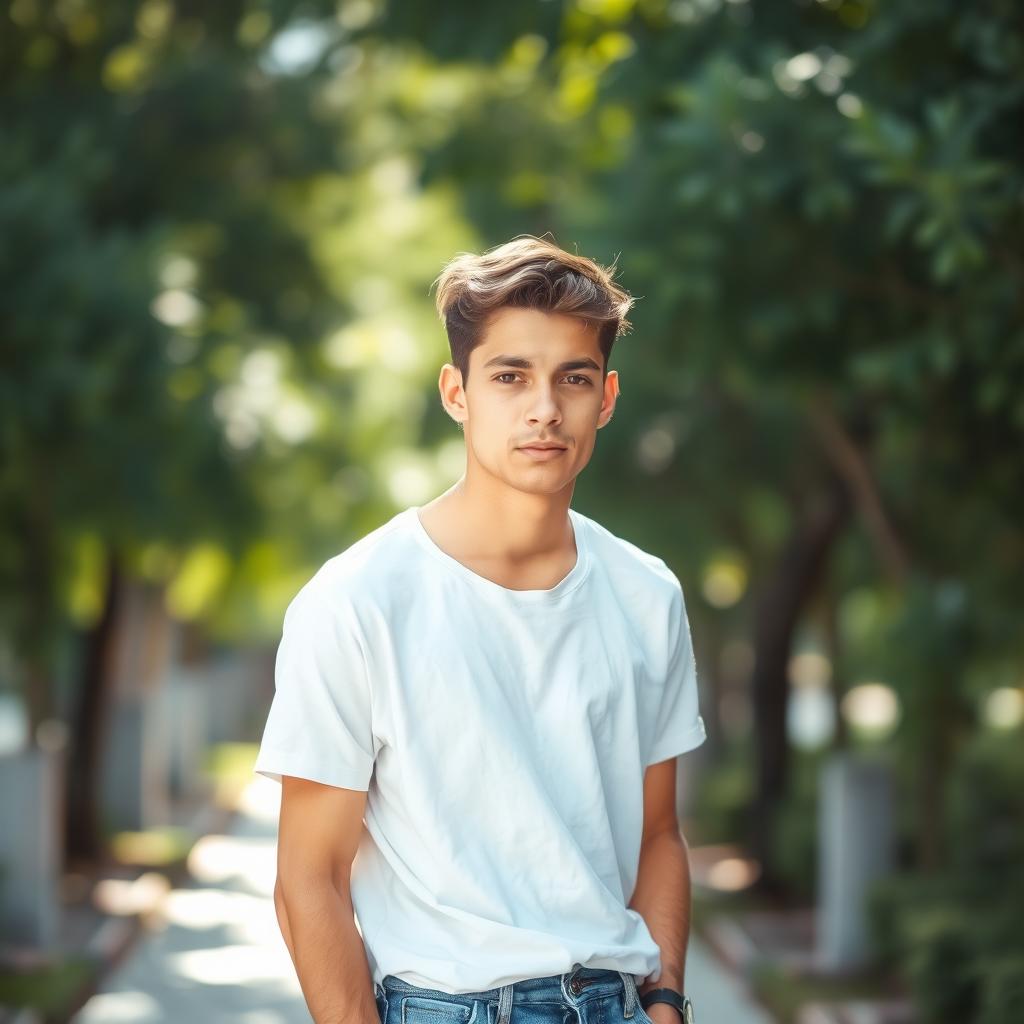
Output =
[{"x1": 254, "y1": 504, "x2": 707, "y2": 994}]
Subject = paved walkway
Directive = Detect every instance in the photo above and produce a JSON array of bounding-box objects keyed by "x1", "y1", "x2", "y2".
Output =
[
  {"x1": 73, "y1": 778, "x2": 773, "y2": 1023},
  {"x1": 683, "y1": 930, "x2": 774, "y2": 1024}
]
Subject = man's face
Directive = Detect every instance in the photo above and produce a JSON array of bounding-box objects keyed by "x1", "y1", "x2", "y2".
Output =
[{"x1": 440, "y1": 306, "x2": 620, "y2": 497}]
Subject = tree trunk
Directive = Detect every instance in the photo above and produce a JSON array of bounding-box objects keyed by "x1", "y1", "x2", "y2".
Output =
[
  {"x1": 748, "y1": 473, "x2": 851, "y2": 893},
  {"x1": 918, "y1": 669, "x2": 957, "y2": 871},
  {"x1": 65, "y1": 546, "x2": 122, "y2": 866}
]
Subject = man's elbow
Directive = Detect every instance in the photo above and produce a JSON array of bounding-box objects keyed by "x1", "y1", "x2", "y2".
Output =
[
  {"x1": 274, "y1": 876, "x2": 297, "y2": 960},
  {"x1": 275, "y1": 864, "x2": 354, "y2": 920}
]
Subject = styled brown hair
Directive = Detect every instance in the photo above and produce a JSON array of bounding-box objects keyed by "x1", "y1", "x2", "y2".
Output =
[{"x1": 431, "y1": 233, "x2": 636, "y2": 387}]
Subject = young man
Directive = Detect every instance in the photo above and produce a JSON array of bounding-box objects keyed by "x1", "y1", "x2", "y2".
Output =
[{"x1": 255, "y1": 235, "x2": 705, "y2": 1024}]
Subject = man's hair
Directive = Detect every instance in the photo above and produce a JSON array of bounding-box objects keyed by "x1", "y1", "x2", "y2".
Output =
[{"x1": 431, "y1": 234, "x2": 636, "y2": 387}]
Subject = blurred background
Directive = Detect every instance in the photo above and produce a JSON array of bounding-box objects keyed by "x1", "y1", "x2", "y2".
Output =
[{"x1": 1, "y1": 1, "x2": 1022, "y2": 1022}]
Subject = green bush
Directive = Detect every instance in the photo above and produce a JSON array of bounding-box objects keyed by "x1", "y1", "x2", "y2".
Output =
[
  {"x1": 978, "y1": 956, "x2": 1024, "y2": 1024},
  {"x1": 689, "y1": 737, "x2": 755, "y2": 845},
  {"x1": 866, "y1": 729, "x2": 1024, "y2": 1024},
  {"x1": 868, "y1": 876, "x2": 1024, "y2": 1024},
  {"x1": 902, "y1": 904, "x2": 982, "y2": 1023},
  {"x1": 945, "y1": 731, "x2": 1024, "y2": 874},
  {"x1": 767, "y1": 748, "x2": 826, "y2": 901}
]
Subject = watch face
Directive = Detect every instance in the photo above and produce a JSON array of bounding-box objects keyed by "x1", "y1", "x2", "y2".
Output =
[{"x1": 683, "y1": 998, "x2": 695, "y2": 1024}]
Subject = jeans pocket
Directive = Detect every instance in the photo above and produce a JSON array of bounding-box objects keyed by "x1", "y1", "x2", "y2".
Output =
[
  {"x1": 376, "y1": 986, "x2": 390, "y2": 1024},
  {"x1": 401, "y1": 995, "x2": 479, "y2": 1024}
]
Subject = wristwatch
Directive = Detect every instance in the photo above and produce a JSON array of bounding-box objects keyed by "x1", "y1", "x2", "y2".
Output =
[{"x1": 640, "y1": 988, "x2": 696, "y2": 1024}]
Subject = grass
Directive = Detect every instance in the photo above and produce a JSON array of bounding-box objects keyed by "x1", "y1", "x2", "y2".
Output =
[
  {"x1": 691, "y1": 885, "x2": 900, "y2": 1024},
  {"x1": 109, "y1": 825, "x2": 195, "y2": 868},
  {"x1": 0, "y1": 956, "x2": 94, "y2": 1019},
  {"x1": 101, "y1": 742, "x2": 260, "y2": 873},
  {"x1": 0, "y1": 742, "x2": 264, "y2": 1021},
  {"x1": 749, "y1": 961, "x2": 893, "y2": 1024}
]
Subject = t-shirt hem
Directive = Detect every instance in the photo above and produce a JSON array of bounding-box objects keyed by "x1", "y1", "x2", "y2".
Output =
[
  {"x1": 253, "y1": 749, "x2": 373, "y2": 791},
  {"x1": 645, "y1": 717, "x2": 707, "y2": 765}
]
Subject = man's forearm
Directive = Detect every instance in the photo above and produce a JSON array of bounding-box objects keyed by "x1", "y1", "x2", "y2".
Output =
[
  {"x1": 277, "y1": 875, "x2": 377, "y2": 1024},
  {"x1": 628, "y1": 828, "x2": 692, "y2": 994}
]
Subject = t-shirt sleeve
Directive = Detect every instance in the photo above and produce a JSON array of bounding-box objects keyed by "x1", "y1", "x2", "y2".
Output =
[
  {"x1": 646, "y1": 577, "x2": 707, "y2": 766},
  {"x1": 253, "y1": 576, "x2": 376, "y2": 791}
]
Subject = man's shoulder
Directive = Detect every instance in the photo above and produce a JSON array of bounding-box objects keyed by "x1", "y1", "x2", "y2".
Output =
[
  {"x1": 288, "y1": 508, "x2": 419, "y2": 616},
  {"x1": 577, "y1": 509, "x2": 683, "y2": 600}
]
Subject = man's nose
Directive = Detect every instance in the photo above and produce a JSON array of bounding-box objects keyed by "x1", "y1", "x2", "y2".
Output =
[{"x1": 527, "y1": 385, "x2": 561, "y2": 421}]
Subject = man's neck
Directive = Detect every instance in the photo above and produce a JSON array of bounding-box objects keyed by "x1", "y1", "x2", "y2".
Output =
[{"x1": 416, "y1": 482, "x2": 578, "y2": 590}]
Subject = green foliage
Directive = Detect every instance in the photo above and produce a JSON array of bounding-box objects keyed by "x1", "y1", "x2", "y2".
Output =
[
  {"x1": 748, "y1": 959, "x2": 886, "y2": 1024},
  {"x1": 0, "y1": 957, "x2": 94, "y2": 1017},
  {"x1": 202, "y1": 741, "x2": 260, "y2": 784},
  {"x1": 767, "y1": 748, "x2": 826, "y2": 901},
  {"x1": 2, "y1": 4, "x2": 1023, "y2": 1018},
  {"x1": 946, "y1": 731, "x2": 1024, "y2": 874},
  {"x1": 870, "y1": 884, "x2": 1024, "y2": 1024},
  {"x1": 687, "y1": 737, "x2": 754, "y2": 845},
  {"x1": 978, "y1": 957, "x2": 1024, "y2": 1024},
  {"x1": 867, "y1": 730, "x2": 1024, "y2": 1023}
]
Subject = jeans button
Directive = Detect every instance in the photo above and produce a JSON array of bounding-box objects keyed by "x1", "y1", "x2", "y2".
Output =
[{"x1": 570, "y1": 979, "x2": 581, "y2": 994}]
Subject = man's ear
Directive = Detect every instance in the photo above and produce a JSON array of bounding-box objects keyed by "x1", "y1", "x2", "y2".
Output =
[
  {"x1": 439, "y1": 363, "x2": 468, "y2": 428},
  {"x1": 598, "y1": 369, "x2": 620, "y2": 428}
]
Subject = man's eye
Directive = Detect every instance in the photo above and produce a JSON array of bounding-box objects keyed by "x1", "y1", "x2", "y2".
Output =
[{"x1": 493, "y1": 373, "x2": 592, "y2": 385}]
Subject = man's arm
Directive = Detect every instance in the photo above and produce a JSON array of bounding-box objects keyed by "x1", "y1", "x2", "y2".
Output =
[
  {"x1": 275, "y1": 775, "x2": 378, "y2": 1024},
  {"x1": 628, "y1": 757, "x2": 693, "y2": 1024}
]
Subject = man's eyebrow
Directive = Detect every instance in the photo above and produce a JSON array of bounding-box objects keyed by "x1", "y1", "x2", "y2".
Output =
[{"x1": 482, "y1": 354, "x2": 601, "y2": 373}]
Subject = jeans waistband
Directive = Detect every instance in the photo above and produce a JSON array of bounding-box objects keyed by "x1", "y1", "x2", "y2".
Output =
[{"x1": 380, "y1": 963, "x2": 645, "y2": 1018}]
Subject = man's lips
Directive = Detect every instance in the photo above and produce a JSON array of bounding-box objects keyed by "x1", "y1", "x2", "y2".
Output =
[{"x1": 519, "y1": 443, "x2": 567, "y2": 450}]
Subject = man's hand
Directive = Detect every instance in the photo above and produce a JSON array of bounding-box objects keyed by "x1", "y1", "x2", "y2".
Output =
[
  {"x1": 276, "y1": 775, "x2": 378, "y2": 1024},
  {"x1": 629, "y1": 759, "x2": 692, "y2": 1004},
  {"x1": 644, "y1": 1004, "x2": 683, "y2": 1024}
]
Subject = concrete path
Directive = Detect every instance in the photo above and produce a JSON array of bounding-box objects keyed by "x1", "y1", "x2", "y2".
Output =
[
  {"x1": 683, "y1": 932, "x2": 774, "y2": 1024},
  {"x1": 73, "y1": 778, "x2": 774, "y2": 1023},
  {"x1": 73, "y1": 777, "x2": 306, "y2": 1024}
]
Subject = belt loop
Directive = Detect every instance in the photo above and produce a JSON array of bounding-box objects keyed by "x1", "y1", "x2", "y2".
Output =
[
  {"x1": 619, "y1": 971, "x2": 637, "y2": 1018},
  {"x1": 497, "y1": 981, "x2": 514, "y2": 1024}
]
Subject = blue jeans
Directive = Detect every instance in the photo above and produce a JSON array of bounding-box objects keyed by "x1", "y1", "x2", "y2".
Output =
[{"x1": 375, "y1": 964, "x2": 655, "y2": 1024}]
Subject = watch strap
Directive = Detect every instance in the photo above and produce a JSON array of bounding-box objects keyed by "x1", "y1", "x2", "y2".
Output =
[{"x1": 639, "y1": 988, "x2": 695, "y2": 1024}]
